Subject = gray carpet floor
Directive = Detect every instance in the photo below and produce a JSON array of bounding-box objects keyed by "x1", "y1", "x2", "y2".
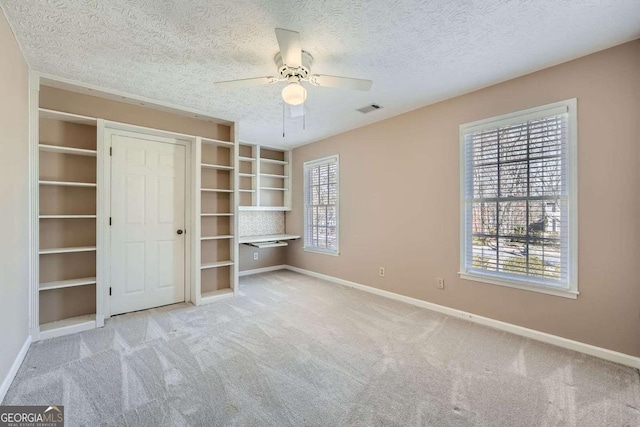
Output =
[{"x1": 3, "y1": 270, "x2": 640, "y2": 426}]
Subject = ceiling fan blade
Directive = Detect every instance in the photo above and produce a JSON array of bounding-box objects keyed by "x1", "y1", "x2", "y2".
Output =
[
  {"x1": 275, "y1": 28, "x2": 302, "y2": 68},
  {"x1": 308, "y1": 74, "x2": 373, "y2": 91},
  {"x1": 290, "y1": 103, "x2": 305, "y2": 118},
  {"x1": 214, "y1": 76, "x2": 281, "y2": 90}
]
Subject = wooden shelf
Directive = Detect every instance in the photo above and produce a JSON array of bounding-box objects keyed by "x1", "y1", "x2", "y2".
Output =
[
  {"x1": 39, "y1": 108, "x2": 97, "y2": 125},
  {"x1": 201, "y1": 260, "x2": 234, "y2": 269},
  {"x1": 201, "y1": 163, "x2": 234, "y2": 170},
  {"x1": 40, "y1": 277, "x2": 96, "y2": 291},
  {"x1": 260, "y1": 158, "x2": 288, "y2": 165},
  {"x1": 39, "y1": 215, "x2": 97, "y2": 219},
  {"x1": 201, "y1": 137, "x2": 234, "y2": 147},
  {"x1": 260, "y1": 187, "x2": 288, "y2": 191},
  {"x1": 239, "y1": 173, "x2": 256, "y2": 177},
  {"x1": 39, "y1": 144, "x2": 97, "y2": 157},
  {"x1": 201, "y1": 188, "x2": 234, "y2": 193},
  {"x1": 260, "y1": 173, "x2": 288, "y2": 179},
  {"x1": 39, "y1": 180, "x2": 97, "y2": 188},
  {"x1": 201, "y1": 213, "x2": 234, "y2": 217},
  {"x1": 238, "y1": 156, "x2": 256, "y2": 162},
  {"x1": 39, "y1": 246, "x2": 96, "y2": 255},
  {"x1": 39, "y1": 314, "x2": 96, "y2": 340},
  {"x1": 239, "y1": 189, "x2": 256, "y2": 193},
  {"x1": 200, "y1": 288, "x2": 234, "y2": 304},
  {"x1": 201, "y1": 235, "x2": 234, "y2": 241}
]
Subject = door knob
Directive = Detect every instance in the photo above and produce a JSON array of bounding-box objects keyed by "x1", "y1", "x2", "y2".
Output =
[{"x1": 177, "y1": 229, "x2": 184, "y2": 235}]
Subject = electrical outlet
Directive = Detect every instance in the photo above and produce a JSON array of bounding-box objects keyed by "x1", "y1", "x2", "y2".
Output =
[
  {"x1": 436, "y1": 278, "x2": 444, "y2": 289},
  {"x1": 379, "y1": 267, "x2": 385, "y2": 277},
  {"x1": 253, "y1": 253, "x2": 259, "y2": 260}
]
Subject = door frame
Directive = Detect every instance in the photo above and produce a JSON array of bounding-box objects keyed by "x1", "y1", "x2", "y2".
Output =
[{"x1": 101, "y1": 122, "x2": 194, "y2": 318}]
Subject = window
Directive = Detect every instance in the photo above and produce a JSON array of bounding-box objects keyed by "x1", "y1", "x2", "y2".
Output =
[
  {"x1": 460, "y1": 100, "x2": 578, "y2": 298},
  {"x1": 304, "y1": 155, "x2": 339, "y2": 255}
]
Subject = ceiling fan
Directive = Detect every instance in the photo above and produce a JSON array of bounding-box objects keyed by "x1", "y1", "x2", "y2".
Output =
[{"x1": 214, "y1": 28, "x2": 373, "y2": 115}]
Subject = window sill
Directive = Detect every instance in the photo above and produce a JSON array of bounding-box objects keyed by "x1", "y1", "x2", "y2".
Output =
[
  {"x1": 304, "y1": 247, "x2": 340, "y2": 257},
  {"x1": 459, "y1": 272, "x2": 578, "y2": 299}
]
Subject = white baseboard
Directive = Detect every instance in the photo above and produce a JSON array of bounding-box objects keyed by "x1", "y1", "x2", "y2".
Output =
[
  {"x1": 284, "y1": 265, "x2": 640, "y2": 369},
  {"x1": 239, "y1": 265, "x2": 288, "y2": 277},
  {"x1": 0, "y1": 335, "x2": 31, "y2": 403}
]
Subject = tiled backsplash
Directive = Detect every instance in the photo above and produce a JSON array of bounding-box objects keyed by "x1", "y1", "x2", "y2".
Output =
[{"x1": 238, "y1": 211, "x2": 285, "y2": 236}]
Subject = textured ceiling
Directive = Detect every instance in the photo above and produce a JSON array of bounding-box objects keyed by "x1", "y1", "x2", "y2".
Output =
[{"x1": 2, "y1": 1, "x2": 639, "y2": 148}]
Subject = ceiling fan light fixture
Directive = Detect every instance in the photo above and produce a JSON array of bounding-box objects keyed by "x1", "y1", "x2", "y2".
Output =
[{"x1": 281, "y1": 82, "x2": 307, "y2": 105}]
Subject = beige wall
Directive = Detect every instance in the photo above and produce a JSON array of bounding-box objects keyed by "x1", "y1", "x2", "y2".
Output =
[
  {"x1": 239, "y1": 245, "x2": 287, "y2": 272},
  {"x1": 287, "y1": 41, "x2": 640, "y2": 357},
  {"x1": 40, "y1": 86, "x2": 231, "y2": 141},
  {"x1": 0, "y1": 12, "x2": 30, "y2": 394}
]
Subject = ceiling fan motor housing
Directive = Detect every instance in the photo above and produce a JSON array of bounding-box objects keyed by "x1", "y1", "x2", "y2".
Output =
[{"x1": 275, "y1": 51, "x2": 314, "y2": 82}]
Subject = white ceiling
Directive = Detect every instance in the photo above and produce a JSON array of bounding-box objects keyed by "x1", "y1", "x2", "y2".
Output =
[{"x1": 2, "y1": 1, "x2": 639, "y2": 148}]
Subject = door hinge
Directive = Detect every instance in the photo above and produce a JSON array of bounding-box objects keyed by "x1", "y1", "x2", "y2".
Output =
[
  {"x1": 109, "y1": 217, "x2": 112, "y2": 226},
  {"x1": 109, "y1": 287, "x2": 112, "y2": 296},
  {"x1": 110, "y1": 147, "x2": 112, "y2": 156}
]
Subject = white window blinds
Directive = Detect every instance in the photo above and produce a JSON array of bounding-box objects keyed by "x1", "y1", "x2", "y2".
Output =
[
  {"x1": 304, "y1": 155, "x2": 339, "y2": 254},
  {"x1": 461, "y1": 101, "x2": 577, "y2": 293}
]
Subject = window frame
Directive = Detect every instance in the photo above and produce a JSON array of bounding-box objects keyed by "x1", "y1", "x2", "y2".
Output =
[
  {"x1": 303, "y1": 154, "x2": 340, "y2": 256},
  {"x1": 459, "y1": 99, "x2": 578, "y2": 299}
]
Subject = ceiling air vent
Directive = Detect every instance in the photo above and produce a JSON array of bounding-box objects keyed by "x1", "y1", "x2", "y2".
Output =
[{"x1": 356, "y1": 104, "x2": 383, "y2": 114}]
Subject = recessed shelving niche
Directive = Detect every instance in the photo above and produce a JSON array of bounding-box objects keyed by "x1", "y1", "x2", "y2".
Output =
[
  {"x1": 197, "y1": 136, "x2": 238, "y2": 304},
  {"x1": 38, "y1": 108, "x2": 99, "y2": 337},
  {"x1": 237, "y1": 143, "x2": 291, "y2": 211}
]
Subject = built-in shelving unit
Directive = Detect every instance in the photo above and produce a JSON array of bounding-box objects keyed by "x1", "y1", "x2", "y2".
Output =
[
  {"x1": 196, "y1": 136, "x2": 238, "y2": 305},
  {"x1": 38, "y1": 108, "x2": 99, "y2": 338},
  {"x1": 31, "y1": 76, "x2": 245, "y2": 344},
  {"x1": 237, "y1": 143, "x2": 258, "y2": 208},
  {"x1": 238, "y1": 143, "x2": 291, "y2": 211}
]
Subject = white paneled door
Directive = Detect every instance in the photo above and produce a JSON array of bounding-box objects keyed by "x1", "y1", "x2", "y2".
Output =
[{"x1": 110, "y1": 131, "x2": 186, "y2": 315}]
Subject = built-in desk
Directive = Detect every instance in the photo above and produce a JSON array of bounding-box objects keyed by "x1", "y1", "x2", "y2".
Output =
[{"x1": 239, "y1": 234, "x2": 300, "y2": 248}]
